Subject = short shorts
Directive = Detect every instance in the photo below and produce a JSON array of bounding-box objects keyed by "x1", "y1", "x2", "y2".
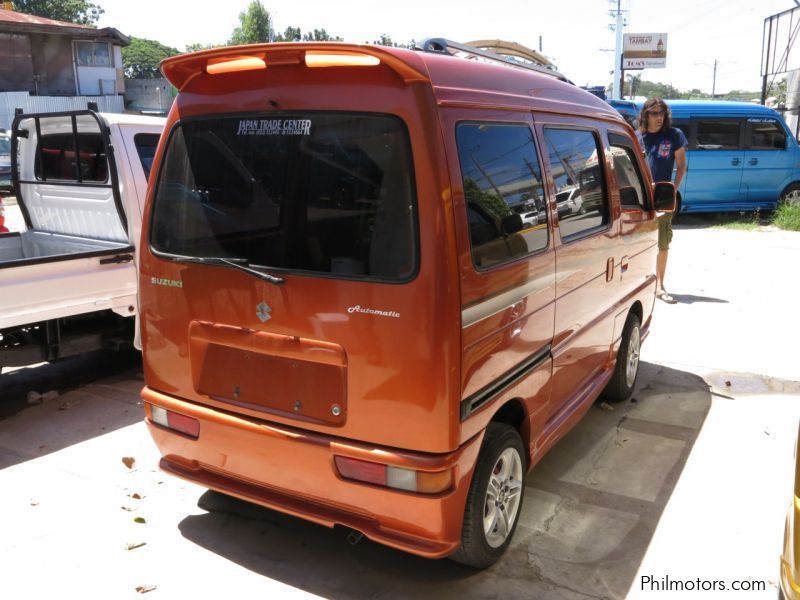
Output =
[{"x1": 658, "y1": 212, "x2": 673, "y2": 251}]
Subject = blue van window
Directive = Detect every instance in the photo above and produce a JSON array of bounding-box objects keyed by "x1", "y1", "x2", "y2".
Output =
[
  {"x1": 696, "y1": 120, "x2": 741, "y2": 150},
  {"x1": 746, "y1": 119, "x2": 787, "y2": 150}
]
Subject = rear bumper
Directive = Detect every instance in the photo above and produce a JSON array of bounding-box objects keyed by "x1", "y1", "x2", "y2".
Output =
[{"x1": 142, "y1": 386, "x2": 483, "y2": 558}]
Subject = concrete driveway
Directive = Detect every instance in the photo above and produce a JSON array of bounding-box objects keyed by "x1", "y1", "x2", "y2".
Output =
[{"x1": 0, "y1": 226, "x2": 797, "y2": 599}]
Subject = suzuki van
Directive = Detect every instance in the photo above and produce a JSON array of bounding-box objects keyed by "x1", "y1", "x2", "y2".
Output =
[
  {"x1": 139, "y1": 40, "x2": 674, "y2": 568},
  {"x1": 666, "y1": 100, "x2": 800, "y2": 213}
]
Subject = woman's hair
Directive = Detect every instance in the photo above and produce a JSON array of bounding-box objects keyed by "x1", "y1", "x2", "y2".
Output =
[{"x1": 638, "y1": 97, "x2": 672, "y2": 133}]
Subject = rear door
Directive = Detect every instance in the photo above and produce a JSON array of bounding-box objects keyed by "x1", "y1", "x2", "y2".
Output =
[
  {"x1": 538, "y1": 118, "x2": 619, "y2": 423},
  {"x1": 742, "y1": 117, "x2": 793, "y2": 208},
  {"x1": 443, "y1": 109, "x2": 556, "y2": 436},
  {"x1": 683, "y1": 117, "x2": 744, "y2": 209}
]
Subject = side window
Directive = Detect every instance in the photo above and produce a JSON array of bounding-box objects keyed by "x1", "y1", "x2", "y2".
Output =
[
  {"x1": 134, "y1": 133, "x2": 160, "y2": 179},
  {"x1": 608, "y1": 132, "x2": 648, "y2": 210},
  {"x1": 745, "y1": 118, "x2": 787, "y2": 150},
  {"x1": 672, "y1": 119, "x2": 691, "y2": 147},
  {"x1": 696, "y1": 120, "x2": 741, "y2": 150},
  {"x1": 543, "y1": 128, "x2": 610, "y2": 240},
  {"x1": 456, "y1": 122, "x2": 548, "y2": 270},
  {"x1": 75, "y1": 41, "x2": 112, "y2": 67}
]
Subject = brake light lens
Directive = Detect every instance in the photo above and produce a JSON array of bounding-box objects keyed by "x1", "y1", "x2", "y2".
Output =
[
  {"x1": 206, "y1": 56, "x2": 266, "y2": 75},
  {"x1": 334, "y1": 456, "x2": 453, "y2": 494},
  {"x1": 305, "y1": 52, "x2": 380, "y2": 68},
  {"x1": 148, "y1": 404, "x2": 200, "y2": 439}
]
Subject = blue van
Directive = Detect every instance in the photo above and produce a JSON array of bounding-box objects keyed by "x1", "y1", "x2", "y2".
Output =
[
  {"x1": 664, "y1": 100, "x2": 800, "y2": 213},
  {"x1": 607, "y1": 99, "x2": 641, "y2": 129}
]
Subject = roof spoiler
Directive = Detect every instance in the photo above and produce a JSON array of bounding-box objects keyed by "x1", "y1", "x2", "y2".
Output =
[
  {"x1": 417, "y1": 38, "x2": 572, "y2": 84},
  {"x1": 160, "y1": 43, "x2": 430, "y2": 90}
]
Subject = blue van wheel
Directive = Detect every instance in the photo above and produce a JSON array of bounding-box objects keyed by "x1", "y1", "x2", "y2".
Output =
[{"x1": 780, "y1": 183, "x2": 800, "y2": 207}]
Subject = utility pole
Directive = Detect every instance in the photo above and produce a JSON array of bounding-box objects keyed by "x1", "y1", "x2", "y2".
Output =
[
  {"x1": 712, "y1": 59, "x2": 718, "y2": 98},
  {"x1": 610, "y1": 0, "x2": 626, "y2": 100}
]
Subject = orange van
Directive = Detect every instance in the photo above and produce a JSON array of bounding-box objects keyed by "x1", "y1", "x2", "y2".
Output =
[{"x1": 139, "y1": 39, "x2": 675, "y2": 568}]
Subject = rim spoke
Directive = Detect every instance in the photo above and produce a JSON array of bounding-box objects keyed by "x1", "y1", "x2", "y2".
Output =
[
  {"x1": 484, "y1": 503, "x2": 498, "y2": 535},
  {"x1": 507, "y1": 479, "x2": 522, "y2": 499},
  {"x1": 496, "y1": 505, "x2": 510, "y2": 539},
  {"x1": 498, "y1": 452, "x2": 512, "y2": 480}
]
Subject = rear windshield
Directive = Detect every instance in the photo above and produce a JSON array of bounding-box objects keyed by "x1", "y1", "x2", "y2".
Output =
[{"x1": 150, "y1": 113, "x2": 417, "y2": 281}]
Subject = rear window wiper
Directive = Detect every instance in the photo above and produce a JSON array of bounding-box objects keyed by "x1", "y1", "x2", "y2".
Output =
[{"x1": 179, "y1": 255, "x2": 285, "y2": 285}]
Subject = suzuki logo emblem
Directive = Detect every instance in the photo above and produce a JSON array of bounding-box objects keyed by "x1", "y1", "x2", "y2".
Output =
[{"x1": 256, "y1": 301, "x2": 272, "y2": 323}]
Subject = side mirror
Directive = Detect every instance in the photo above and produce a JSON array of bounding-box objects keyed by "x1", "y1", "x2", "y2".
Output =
[
  {"x1": 653, "y1": 181, "x2": 676, "y2": 212},
  {"x1": 501, "y1": 213, "x2": 524, "y2": 234}
]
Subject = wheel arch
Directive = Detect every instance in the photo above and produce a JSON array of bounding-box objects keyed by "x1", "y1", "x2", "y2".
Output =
[{"x1": 489, "y1": 399, "x2": 531, "y2": 468}]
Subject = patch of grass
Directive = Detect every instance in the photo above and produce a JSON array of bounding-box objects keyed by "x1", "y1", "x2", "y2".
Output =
[{"x1": 773, "y1": 202, "x2": 800, "y2": 231}]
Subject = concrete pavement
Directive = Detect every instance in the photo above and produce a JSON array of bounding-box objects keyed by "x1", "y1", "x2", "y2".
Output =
[{"x1": 0, "y1": 225, "x2": 798, "y2": 599}]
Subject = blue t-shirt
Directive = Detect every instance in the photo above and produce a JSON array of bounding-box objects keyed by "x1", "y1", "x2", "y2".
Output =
[{"x1": 637, "y1": 127, "x2": 687, "y2": 182}]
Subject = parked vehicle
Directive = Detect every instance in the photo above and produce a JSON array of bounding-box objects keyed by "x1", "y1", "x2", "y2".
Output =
[
  {"x1": 0, "y1": 130, "x2": 11, "y2": 196},
  {"x1": 780, "y1": 421, "x2": 800, "y2": 600},
  {"x1": 665, "y1": 100, "x2": 800, "y2": 213},
  {"x1": 0, "y1": 110, "x2": 164, "y2": 371},
  {"x1": 139, "y1": 40, "x2": 674, "y2": 568},
  {"x1": 607, "y1": 99, "x2": 641, "y2": 129}
]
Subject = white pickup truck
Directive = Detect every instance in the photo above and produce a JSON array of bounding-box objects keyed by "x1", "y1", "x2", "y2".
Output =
[{"x1": 0, "y1": 109, "x2": 164, "y2": 371}]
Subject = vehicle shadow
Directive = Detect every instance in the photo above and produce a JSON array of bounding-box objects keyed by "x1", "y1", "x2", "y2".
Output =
[
  {"x1": 0, "y1": 350, "x2": 143, "y2": 469},
  {"x1": 176, "y1": 361, "x2": 711, "y2": 600},
  {"x1": 669, "y1": 293, "x2": 729, "y2": 304}
]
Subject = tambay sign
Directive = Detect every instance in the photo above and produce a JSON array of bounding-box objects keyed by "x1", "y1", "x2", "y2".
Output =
[{"x1": 623, "y1": 33, "x2": 668, "y2": 69}]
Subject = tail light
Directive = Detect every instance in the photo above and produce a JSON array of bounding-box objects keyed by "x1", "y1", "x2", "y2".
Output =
[
  {"x1": 334, "y1": 456, "x2": 453, "y2": 495},
  {"x1": 147, "y1": 403, "x2": 200, "y2": 439}
]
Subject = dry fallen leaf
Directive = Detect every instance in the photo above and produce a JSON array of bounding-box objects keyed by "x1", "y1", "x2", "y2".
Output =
[
  {"x1": 725, "y1": 380, "x2": 732, "y2": 387},
  {"x1": 135, "y1": 585, "x2": 157, "y2": 594},
  {"x1": 130, "y1": 493, "x2": 143, "y2": 500},
  {"x1": 122, "y1": 457, "x2": 136, "y2": 469},
  {"x1": 134, "y1": 517, "x2": 146, "y2": 524},
  {"x1": 121, "y1": 506, "x2": 133, "y2": 512},
  {"x1": 58, "y1": 400, "x2": 80, "y2": 411},
  {"x1": 30, "y1": 500, "x2": 39, "y2": 507},
  {"x1": 126, "y1": 542, "x2": 147, "y2": 551},
  {"x1": 599, "y1": 402, "x2": 614, "y2": 411}
]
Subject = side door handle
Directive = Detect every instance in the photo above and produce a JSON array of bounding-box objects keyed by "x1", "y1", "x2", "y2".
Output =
[
  {"x1": 731, "y1": 158, "x2": 741, "y2": 166},
  {"x1": 100, "y1": 253, "x2": 134, "y2": 265},
  {"x1": 748, "y1": 158, "x2": 758, "y2": 165},
  {"x1": 606, "y1": 257, "x2": 614, "y2": 282}
]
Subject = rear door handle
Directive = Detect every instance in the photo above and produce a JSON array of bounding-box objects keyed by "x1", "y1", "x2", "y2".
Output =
[
  {"x1": 748, "y1": 158, "x2": 758, "y2": 165},
  {"x1": 606, "y1": 257, "x2": 614, "y2": 282},
  {"x1": 731, "y1": 158, "x2": 741, "y2": 166}
]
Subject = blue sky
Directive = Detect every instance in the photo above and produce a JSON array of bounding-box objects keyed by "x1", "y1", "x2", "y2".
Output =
[{"x1": 97, "y1": 0, "x2": 792, "y2": 94}]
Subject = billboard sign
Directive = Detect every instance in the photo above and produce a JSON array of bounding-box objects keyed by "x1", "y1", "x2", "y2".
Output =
[{"x1": 623, "y1": 33, "x2": 667, "y2": 69}]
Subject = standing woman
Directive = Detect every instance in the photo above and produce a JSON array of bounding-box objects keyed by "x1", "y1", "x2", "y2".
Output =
[{"x1": 637, "y1": 97, "x2": 687, "y2": 304}]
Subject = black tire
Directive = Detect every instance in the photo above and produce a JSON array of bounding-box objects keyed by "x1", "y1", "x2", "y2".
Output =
[
  {"x1": 780, "y1": 183, "x2": 800, "y2": 207},
  {"x1": 603, "y1": 313, "x2": 641, "y2": 402},
  {"x1": 449, "y1": 423, "x2": 526, "y2": 569}
]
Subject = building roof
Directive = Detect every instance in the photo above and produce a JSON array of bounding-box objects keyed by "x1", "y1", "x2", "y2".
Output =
[{"x1": 0, "y1": 8, "x2": 129, "y2": 44}]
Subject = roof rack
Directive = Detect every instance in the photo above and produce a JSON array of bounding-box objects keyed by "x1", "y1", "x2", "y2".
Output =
[{"x1": 417, "y1": 38, "x2": 571, "y2": 83}]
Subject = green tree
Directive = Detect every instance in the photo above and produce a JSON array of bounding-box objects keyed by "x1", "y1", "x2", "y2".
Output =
[
  {"x1": 302, "y1": 28, "x2": 342, "y2": 42},
  {"x1": 12, "y1": 0, "x2": 103, "y2": 25},
  {"x1": 184, "y1": 42, "x2": 225, "y2": 53},
  {"x1": 278, "y1": 26, "x2": 302, "y2": 42},
  {"x1": 122, "y1": 37, "x2": 180, "y2": 79},
  {"x1": 229, "y1": 0, "x2": 273, "y2": 45}
]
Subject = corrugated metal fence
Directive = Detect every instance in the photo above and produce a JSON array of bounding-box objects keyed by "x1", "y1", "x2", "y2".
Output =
[{"x1": 0, "y1": 92, "x2": 125, "y2": 131}]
